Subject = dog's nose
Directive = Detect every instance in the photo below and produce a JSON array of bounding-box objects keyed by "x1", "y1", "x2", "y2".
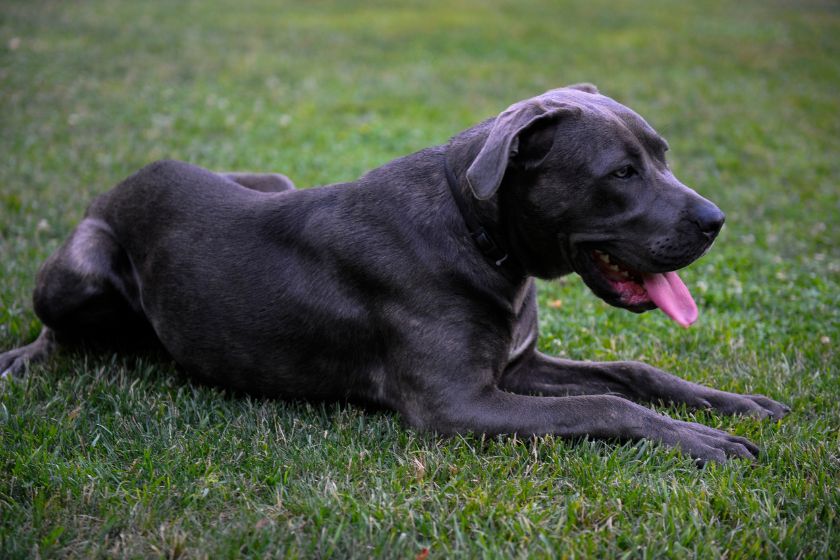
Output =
[{"x1": 692, "y1": 203, "x2": 725, "y2": 237}]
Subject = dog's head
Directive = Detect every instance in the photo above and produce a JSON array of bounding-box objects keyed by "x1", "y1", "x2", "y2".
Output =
[{"x1": 464, "y1": 84, "x2": 724, "y2": 327}]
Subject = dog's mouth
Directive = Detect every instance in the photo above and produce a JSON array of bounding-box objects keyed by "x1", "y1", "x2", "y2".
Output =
[{"x1": 579, "y1": 249, "x2": 698, "y2": 328}]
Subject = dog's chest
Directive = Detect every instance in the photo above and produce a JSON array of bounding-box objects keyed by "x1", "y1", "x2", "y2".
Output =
[{"x1": 506, "y1": 280, "x2": 539, "y2": 363}]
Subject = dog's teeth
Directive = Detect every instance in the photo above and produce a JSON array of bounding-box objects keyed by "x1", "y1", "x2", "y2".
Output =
[
  {"x1": 599, "y1": 253, "x2": 610, "y2": 263},
  {"x1": 609, "y1": 264, "x2": 620, "y2": 272}
]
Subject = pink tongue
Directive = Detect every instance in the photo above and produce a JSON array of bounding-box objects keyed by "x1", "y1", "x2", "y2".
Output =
[{"x1": 642, "y1": 271, "x2": 698, "y2": 328}]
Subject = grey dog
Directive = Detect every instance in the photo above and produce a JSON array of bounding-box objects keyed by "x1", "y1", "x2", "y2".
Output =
[{"x1": 0, "y1": 84, "x2": 788, "y2": 464}]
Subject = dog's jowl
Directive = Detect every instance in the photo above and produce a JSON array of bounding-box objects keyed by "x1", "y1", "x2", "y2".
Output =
[{"x1": 0, "y1": 84, "x2": 789, "y2": 463}]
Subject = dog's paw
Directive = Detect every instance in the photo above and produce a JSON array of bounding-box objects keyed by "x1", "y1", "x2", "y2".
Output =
[
  {"x1": 695, "y1": 390, "x2": 791, "y2": 420},
  {"x1": 0, "y1": 346, "x2": 32, "y2": 379},
  {"x1": 0, "y1": 330, "x2": 57, "y2": 380},
  {"x1": 657, "y1": 417, "x2": 760, "y2": 465}
]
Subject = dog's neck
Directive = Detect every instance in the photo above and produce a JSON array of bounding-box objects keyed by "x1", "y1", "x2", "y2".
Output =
[
  {"x1": 447, "y1": 125, "x2": 554, "y2": 282},
  {"x1": 442, "y1": 150, "x2": 528, "y2": 285},
  {"x1": 442, "y1": 156, "x2": 512, "y2": 268},
  {"x1": 445, "y1": 124, "x2": 577, "y2": 282}
]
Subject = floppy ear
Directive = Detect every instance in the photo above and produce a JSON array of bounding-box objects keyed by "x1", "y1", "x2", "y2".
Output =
[
  {"x1": 566, "y1": 82, "x2": 599, "y2": 94},
  {"x1": 465, "y1": 101, "x2": 570, "y2": 200}
]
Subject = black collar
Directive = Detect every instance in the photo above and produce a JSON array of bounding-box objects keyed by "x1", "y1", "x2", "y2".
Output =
[{"x1": 443, "y1": 156, "x2": 516, "y2": 270}]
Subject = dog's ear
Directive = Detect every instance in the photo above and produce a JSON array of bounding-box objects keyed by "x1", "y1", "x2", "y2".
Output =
[
  {"x1": 466, "y1": 101, "x2": 572, "y2": 200},
  {"x1": 566, "y1": 82, "x2": 599, "y2": 94}
]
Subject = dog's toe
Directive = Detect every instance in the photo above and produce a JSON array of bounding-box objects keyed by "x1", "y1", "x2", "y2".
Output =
[
  {"x1": 749, "y1": 395, "x2": 791, "y2": 419},
  {"x1": 0, "y1": 358, "x2": 26, "y2": 379},
  {"x1": 699, "y1": 389, "x2": 789, "y2": 421},
  {"x1": 0, "y1": 352, "x2": 28, "y2": 379}
]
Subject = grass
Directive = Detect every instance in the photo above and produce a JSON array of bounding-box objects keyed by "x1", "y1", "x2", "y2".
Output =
[{"x1": 1, "y1": 0, "x2": 838, "y2": 557}]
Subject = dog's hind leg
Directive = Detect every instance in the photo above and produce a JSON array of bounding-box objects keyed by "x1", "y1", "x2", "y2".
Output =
[{"x1": 1, "y1": 218, "x2": 151, "y2": 378}]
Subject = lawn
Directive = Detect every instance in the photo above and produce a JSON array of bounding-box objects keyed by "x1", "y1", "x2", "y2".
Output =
[{"x1": 1, "y1": 0, "x2": 838, "y2": 557}]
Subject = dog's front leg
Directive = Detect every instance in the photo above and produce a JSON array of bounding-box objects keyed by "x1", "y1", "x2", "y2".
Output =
[
  {"x1": 499, "y1": 352, "x2": 789, "y2": 419},
  {"x1": 412, "y1": 387, "x2": 758, "y2": 464}
]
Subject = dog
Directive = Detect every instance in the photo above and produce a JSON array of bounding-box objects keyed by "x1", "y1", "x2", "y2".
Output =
[{"x1": 0, "y1": 84, "x2": 788, "y2": 464}]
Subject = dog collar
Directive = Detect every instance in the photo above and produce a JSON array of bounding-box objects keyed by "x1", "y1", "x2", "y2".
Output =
[{"x1": 443, "y1": 156, "x2": 512, "y2": 268}]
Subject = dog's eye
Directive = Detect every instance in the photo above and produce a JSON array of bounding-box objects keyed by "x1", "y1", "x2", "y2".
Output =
[{"x1": 612, "y1": 165, "x2": 637, "y2": 179}]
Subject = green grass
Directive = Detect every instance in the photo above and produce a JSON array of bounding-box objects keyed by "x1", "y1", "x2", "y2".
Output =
[{"x1": 1, "y1": 0, "x2": 838, "y2": 557}]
